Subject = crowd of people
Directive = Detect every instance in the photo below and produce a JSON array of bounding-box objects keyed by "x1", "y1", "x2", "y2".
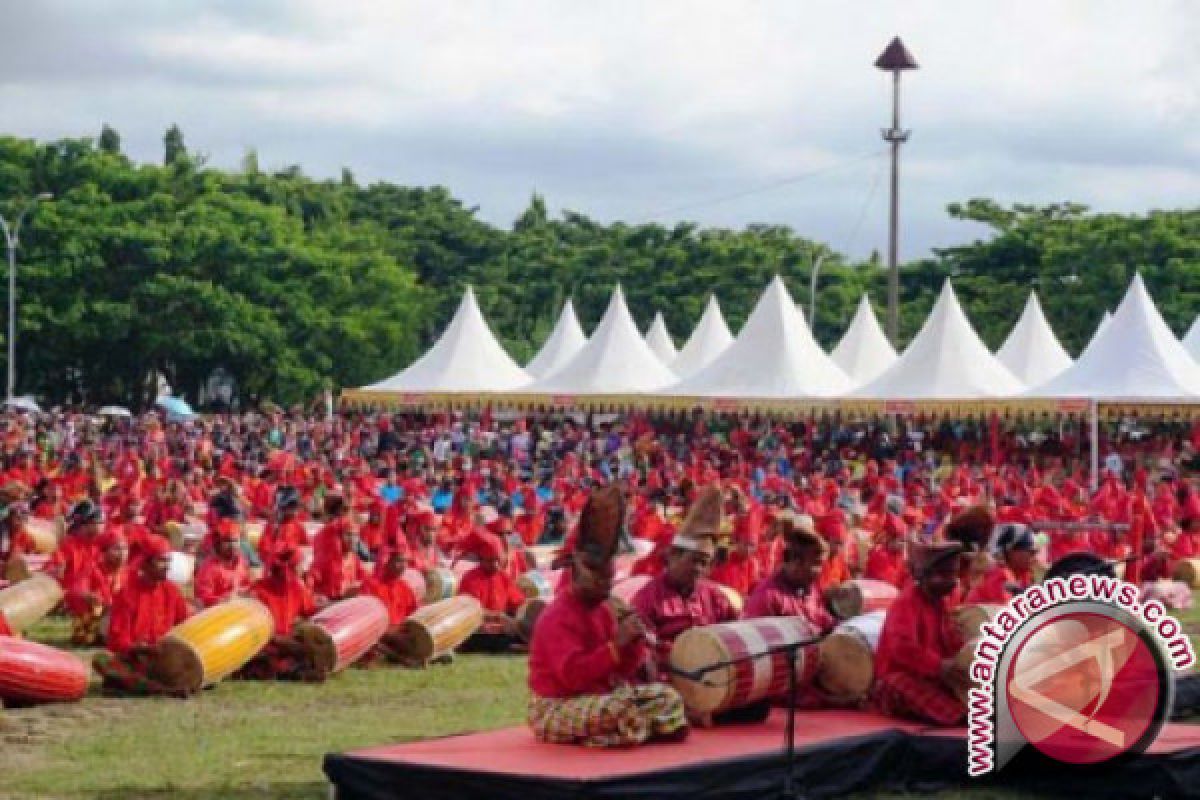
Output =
[{"x1": 0, "y1": 407, "x2": 1197, "y2": 744}]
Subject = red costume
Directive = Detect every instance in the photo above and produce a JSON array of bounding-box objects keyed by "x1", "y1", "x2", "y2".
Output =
[{"x1": 630, "y1": 573, "x2": 739, "y2": 668}]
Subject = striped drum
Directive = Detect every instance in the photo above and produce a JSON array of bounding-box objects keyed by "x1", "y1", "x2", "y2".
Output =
[
  {"x1": 816, "y1": 610, "x2": 885, "y2": 701},
  {"x1": 0, "y1": 574, "x2": 64, "y2": 634},
  {"x1": 0, "y1": 636, "x2": 89, "y2": 704},
  {"x1": 294, "y1": 595, "x2": 389, "y2": 674},
  {"x1": 516, "y1": 570, "x2": 553, "y2": 600},
  {"x1": 716, "y1": 584, "x2": 744, "y2": 615},
  {"x1": 825, "y1": 579, "x2": 899, "y2": 620},
  {"x1": 401, "y1": 568, "x2": 427, "y2": 604},
  {"x1": 395, "y1": 595, "x2": 483, "y2": 663},
  {"x1": 423, "y1": 567, "x2": 458, "y2": 604},
  {"x1": 669, "y1": 617, "x2": 821, "y2": 715},
  {"x1": 152, "y1": 597, "x2": 274, "y2": 693}
]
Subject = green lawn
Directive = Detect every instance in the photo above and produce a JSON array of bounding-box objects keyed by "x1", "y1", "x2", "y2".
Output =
[{"x1": 2, "y1": 601, "x2": 1198, "y2": 800}]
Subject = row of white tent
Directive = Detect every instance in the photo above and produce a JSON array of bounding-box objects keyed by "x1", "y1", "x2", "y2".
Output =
[{"x1": 348, "y1": 274, "x2": 1200, "y2": 403}]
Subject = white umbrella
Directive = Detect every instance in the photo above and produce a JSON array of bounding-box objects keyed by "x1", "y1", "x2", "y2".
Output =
[
  {"x1": 4, "y1": 396, "x2": 41, "y2": 413},
  {"x1": 97, "y1": 405, "x2": 132, "y2": 418}
]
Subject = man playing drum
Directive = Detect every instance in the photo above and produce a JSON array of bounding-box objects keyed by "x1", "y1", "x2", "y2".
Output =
[
  {"x1": 64, "y1": 530, "x2": 129, "y2": 645},
  {"x1": 238, "y1": 544, "x2": 327, "y2": 682},
  {"x1": 528, "y1": 486, "x2": 688, "y2": 747},
  {"x1": 457, "y1": 531, "x2": 524, "y2": 649},
  {"x1": 360, "y1": 543, "x2": 420, "y2": 665},
  {"x1": 91, "y1": 536, "x2": 191, "y2": 696},
  {"x1": 194, "y1": 520, "x2": 250, "y2": 608},
  {"x1": 744, "y1": 515, "x2": 834, "y2": 632},
  {"x1": 871, "y1": 540, "x2": 968, "y2": 726}
]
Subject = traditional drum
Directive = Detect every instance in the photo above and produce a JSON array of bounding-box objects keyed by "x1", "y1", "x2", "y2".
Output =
[
  {"x1": 167, "y1": 552, "x2": 195, "y2": 586},
  {"x1": 515, "y1": 597, "x2": 548, "y2": 643},
  {"x1": 402, "y1": 568, "x2": 426, "y2": 604},
  {"x1": 0, "y1": 574, "x2": 64, "y2": 634},
  {"x1": 952, "y1": 604, "x2": 1001, "y2": 641},
  {"x1": 517, "y1": 570, "x2": 553, "y2": 600},
  {"x1": 423, "y1": 567, "x2": 458, "y2": 604},
  {"x1": 716, "y1": 584, "x2": 744, "y2": 615},
  {"x1": 394, "y1": 595, "x2": 483, "y2": 663},
  {"x1": 294, "y1": 595, "x2": 389, "y2": 675},
  {"x1": 669, "y1": 617, "x2": 821, "y2": 716},
  {"x1": 0, "y1": 636, "x2": 89, "y2": 704},
  {"x1": 151, "y1": 597, "x2": 274, "y2": 693},
  {"x1": 948, "y1": 638, "x2": 985, "y2": 704},
  {"x1": 22, "y1": 517, "x2": 61, "y2": 554},
  {"x1": 825, "y1": 579, "x2": 899, "y2": 620},
  {"x1": 1173, "y1": 559, "x2": 1200, "y2": 589},
  {"x1": 815, "y1": 611, "x2": 885, "y2": 701}
]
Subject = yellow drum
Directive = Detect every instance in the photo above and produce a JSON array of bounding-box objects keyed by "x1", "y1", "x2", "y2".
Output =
[
  {"x1": 151, "y1": 597, "x2": 274, "y2": 693},
  {"x1": 0, "y1": 574, "x2": 63, "y2": 633},
  {"x1": 395, "y1": 596, "x2": 483, "y2": 663},
  {"x1": 22, "y1": 517, "x2": 62, "y2": 554}
]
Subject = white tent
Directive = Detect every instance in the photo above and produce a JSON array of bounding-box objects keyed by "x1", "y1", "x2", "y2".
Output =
[
  {"x1": 1182, "y1": 315, "x2": 1200, "y2": 362},
  {"x1": 830, "y1": 295, "x2": 898, "y2": 385},
  {"x1": 358, "y1": 287, "x2": 530, "y2": 393},
  {"x1": 525, "y1": 299, "x2": 588, "y2": 379},
  {"x1": 671, "y1": 295, "x2": 735, "y2": 379},
  {"x1": 855, "y1": 281, "x2": 1025, "y2": 398},
  {"x1": 1026, "y1": 274, "x2": 1200, "y2": 399},
  {"x1": 1081, "y1": 310, "x2": 1113, "y2": 357},
  {"x1": 995, "y1": 292, "x2": 1073, "y2": 386},
  {"x1": 526, "y1": 286, "x2": 677, "y2": 394},
  {"x1": 668, "y1": 276, "x2": 852, "y2": 397},
  {"x1": 644, "y1": 312, "x2": 678, "y2": 365}
]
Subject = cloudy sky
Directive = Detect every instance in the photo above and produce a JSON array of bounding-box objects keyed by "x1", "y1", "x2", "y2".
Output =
[{"x1": 1, "y1": 1, "x2": 1196, "y2": 259}]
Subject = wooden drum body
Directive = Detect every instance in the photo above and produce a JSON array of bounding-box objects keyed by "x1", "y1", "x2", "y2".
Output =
[
  {"x1": 826, "y1": 579, "x2": 898, "y2": 620},
  {"x1": 0, "y1": 636, "x2": 89, "y2": 704},
  {"x1": 294, "y1": 596, "x2": 389, "y2": 674},
  {"x1": 952, "y1": 604, "x2": 1001, "y2": 641},
  {"x1": 0, "y1": 574, "x2": 64, "y2": 634},
  {"x1": 395, "y1": 596, "x2": 483, "y2": 663},
  {"x1": 816, "y1": 610, "x2": 885, "y2": 700},
  {"x1": 517, "y1": 570, "x2": 553, "y2": 601},
  {"x1": 423, "y1": 567, "x2": 458, "y2": 604},
  {"x1": 1173, "y1": 559, "x2": 1200, "y2": 589},
  {"x1": 668, "y1": 617, "x2": 820, "y2": 716},
  {"x1": 152, "y1": 597, "x2": 274, "y2": 693},
  {"x1": 23, "y1": 517, "x2": 62, "y2": 554},
  {"x1": 515, "y1": 597, "x2": 548, "y2": 643}
]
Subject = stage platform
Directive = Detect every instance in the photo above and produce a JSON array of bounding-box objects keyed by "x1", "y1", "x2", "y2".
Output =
[{"x1": 323, "y1": 709, "x2": 1200, "y2": 800}]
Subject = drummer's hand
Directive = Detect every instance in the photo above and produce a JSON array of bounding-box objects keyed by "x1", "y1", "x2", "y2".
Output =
[{"x1": 615, "y1": 614, "x2": 645, "y2": 649}]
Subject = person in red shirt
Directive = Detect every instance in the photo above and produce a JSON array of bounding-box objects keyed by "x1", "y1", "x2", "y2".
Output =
[
  {"x1": 47, "y1": 499, "x2": 104, "y2": 589},
  {"x1": 0, "y1": 497, "x2": 38, "y2": 581},
  {"x1": 64, "y1": 530, "x2": 129, "y2": 645},
  {"x1": 528, "y1": 486, "x2": 687, "y2": 747},
  {"x1": 91, "y1": 536, "x2": 191, "y2": 696},
  {"x1": 457, "y1": 532, "x2": 525, "y2": 651},
  {"x1": 966, "y1": 523, "x2": 1034, "y2": 604},
  {"x1": 361, "y1": 545, "x2": 421, "y2": 665},
  {"x1": 238, "y1": 545, "x2": 325, "y2": 682},
  {"x1": 193, "y1": 520, "x2": 250, "y2": 607},
  {"x1": 308, "y1": 519, "x2": 369, "y2": 603},
  {"x1": 864, "y1": 526, "x2": 908, "y2": 588},
  {"x1": 257, "y1": 487, "x2": 307, "y2": 570},
  {"x1": 871, "y1": 540, "x2": 968, "y2": 726},
  {"x1": 631, "y1": 487, "x2": 739, "y2": 676}
]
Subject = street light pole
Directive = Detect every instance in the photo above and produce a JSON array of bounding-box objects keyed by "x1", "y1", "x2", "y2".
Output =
[
  {"x1": 1, "y1": 193, "x2": 52, "y2": 402},
  {"x1": 874, "y1": 37, "x2": 918, "y2": 347},
  {"x1": 808, "y1": 251, "x2": 826, "y2": 332}
]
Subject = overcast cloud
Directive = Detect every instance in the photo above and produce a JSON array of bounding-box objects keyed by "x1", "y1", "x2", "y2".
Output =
[{"x1": 1, "y1": 0, "x2": 1196, "y2": 259}]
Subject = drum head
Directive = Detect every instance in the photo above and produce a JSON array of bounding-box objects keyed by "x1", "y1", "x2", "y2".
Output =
[
  {"x1": 396, "y1": 619, "x2": 437, "y2": 662},
  {"x1": 668, "y1": 628, "x2": 732, "y2": 715},
  {"x1": 816, "y1": 630, "x2": 873, "y2": 699},
  {"x1": 153, "y1": 636, "x2": 204, "y2": 692},
  {"x1": 293, "y1": 621, "x2": 338, "y2": 674}
]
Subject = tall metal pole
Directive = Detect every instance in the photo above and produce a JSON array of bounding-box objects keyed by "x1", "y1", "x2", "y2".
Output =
[
  {"x1": 875, "y1": 37, "x2": 917, "y2": 347},
  {"x1": 808, "y1": 252, "x2": 826, "y2": 332},
  {"x1": 1, "y1": 193, "x2": 51, "y2": 402}
]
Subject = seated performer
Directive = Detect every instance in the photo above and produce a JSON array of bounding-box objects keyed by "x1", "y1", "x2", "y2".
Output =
[
  {"x1": 744, "y1": 516, "x2": 835, "y2": 632},
  {"x1": 64, "y1": 530, "x2": 129, "y2": 645},
  {"x1": 193, "y1": 519, "x2": 250, "y2": 608},
  {"x1": 528, "y1": 485, "x2": 688, "y2": 747},
  {"x1": 871, "y1": 540, "x2": 968, "y2": 726},
  {"x1": 47, "y1": 499, "x2": 104, "y2": 589},
  {"x1": 457, "y1": 531, "x2": 525, "y2": 651},
  {"x1": 966, "y1": 523, "x2": 1035, "y2": 604},
  {"x1": 631, "y1": 486, "x2": 739, "y2": 675},
  {"x1": 238, "y1": 545, "x2": 326, "y2": 682},
  {"x1": 308, "y1": 520, "x2": 368, "y2": 603},
  {"x1": 91, "y1": 536, "x2": 191, "y2": 696},
  {"x1": 360, "y1": 544, "x2": 420, "y2": 665}
]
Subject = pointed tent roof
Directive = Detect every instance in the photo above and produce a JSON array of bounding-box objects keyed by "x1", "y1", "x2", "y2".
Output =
[
  {"x1": 526, "y1": 286, "x2": 677, "y2": 394},
  {"x1": 525, "y1": 299, "x2": 588, "y2": 379},
  {"x1": 855, "y1": 281, "x2": 1025, "y2": 398},
  {"x1": 831, "y1": 295, "x2": 898, "y2": 385},
  {"x1": 995, "y1": 292, "x2": 1073, "y2": 386},
  {"x1": 1081, "y1": 310, "x2": 1113, "y2": 357},
  {"x1": 644, "y1": 312, "x2": 678, "y2": 365},
  {"x1": 1026, "y1": 274, "x2": 1200, "y2": 399},
  {"x1": 672, "y1": 295, "x2": 735, "y2": 379},
  {"x1": 668, "y1": 276, "x2": 852, "y2": 398},
  {"x1": 1182, "y1": 315, "x2": 1200, "y2": 362},
  {"x1": 361, "y1": 287, "x2": 530, "y2": 392}
]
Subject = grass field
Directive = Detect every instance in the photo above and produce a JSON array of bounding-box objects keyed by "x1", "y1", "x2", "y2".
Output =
[{"x1": 3, "y1": 601, "x2": 1199, "y2": 800}]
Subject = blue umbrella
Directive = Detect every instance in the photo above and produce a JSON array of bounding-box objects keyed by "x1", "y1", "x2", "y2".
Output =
[{"x1": 155, "y1": 395, "x2": 195, "y2": 419}]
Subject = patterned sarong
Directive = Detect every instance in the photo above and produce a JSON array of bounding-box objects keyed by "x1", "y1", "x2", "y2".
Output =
[
  {"x1": 234, "y1": 641, "x2": 325, "y2": 682},
  {"x1": 71, "y1": 607, "x2": 105, "y2": 647},
  {"x1": 92, "y1": 650, "x2": 179, "y2": 697},
  {"x1": 871, "y1": 672, "x2": 965, "y2": 726},
  {"x1": 528, "y1": 683, "x2": 688, "y2": 747}
]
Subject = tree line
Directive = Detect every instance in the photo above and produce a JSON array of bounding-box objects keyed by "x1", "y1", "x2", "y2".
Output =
[{"x1": 0, "y1": 127, "x2": 1195, "y2": 407}]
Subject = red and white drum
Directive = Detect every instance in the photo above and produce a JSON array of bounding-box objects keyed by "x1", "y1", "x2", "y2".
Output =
[
  {"x1": 0, "y1": 636, "x2": 89, "y2": 704},
  {"x1": 294, "y1": 595, "x2": 389, "y2": 674},
  {"x1": 825, "y1": 579, "x2": 898, "y2": 620},
  {"x1": 669, "y1": 617, "x2": 821, "y2": 715}
]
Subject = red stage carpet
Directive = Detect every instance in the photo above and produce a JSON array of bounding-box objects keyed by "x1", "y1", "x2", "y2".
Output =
[{"x1": 324, "y1": 709, "x2": 1200, "y2": 800}]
